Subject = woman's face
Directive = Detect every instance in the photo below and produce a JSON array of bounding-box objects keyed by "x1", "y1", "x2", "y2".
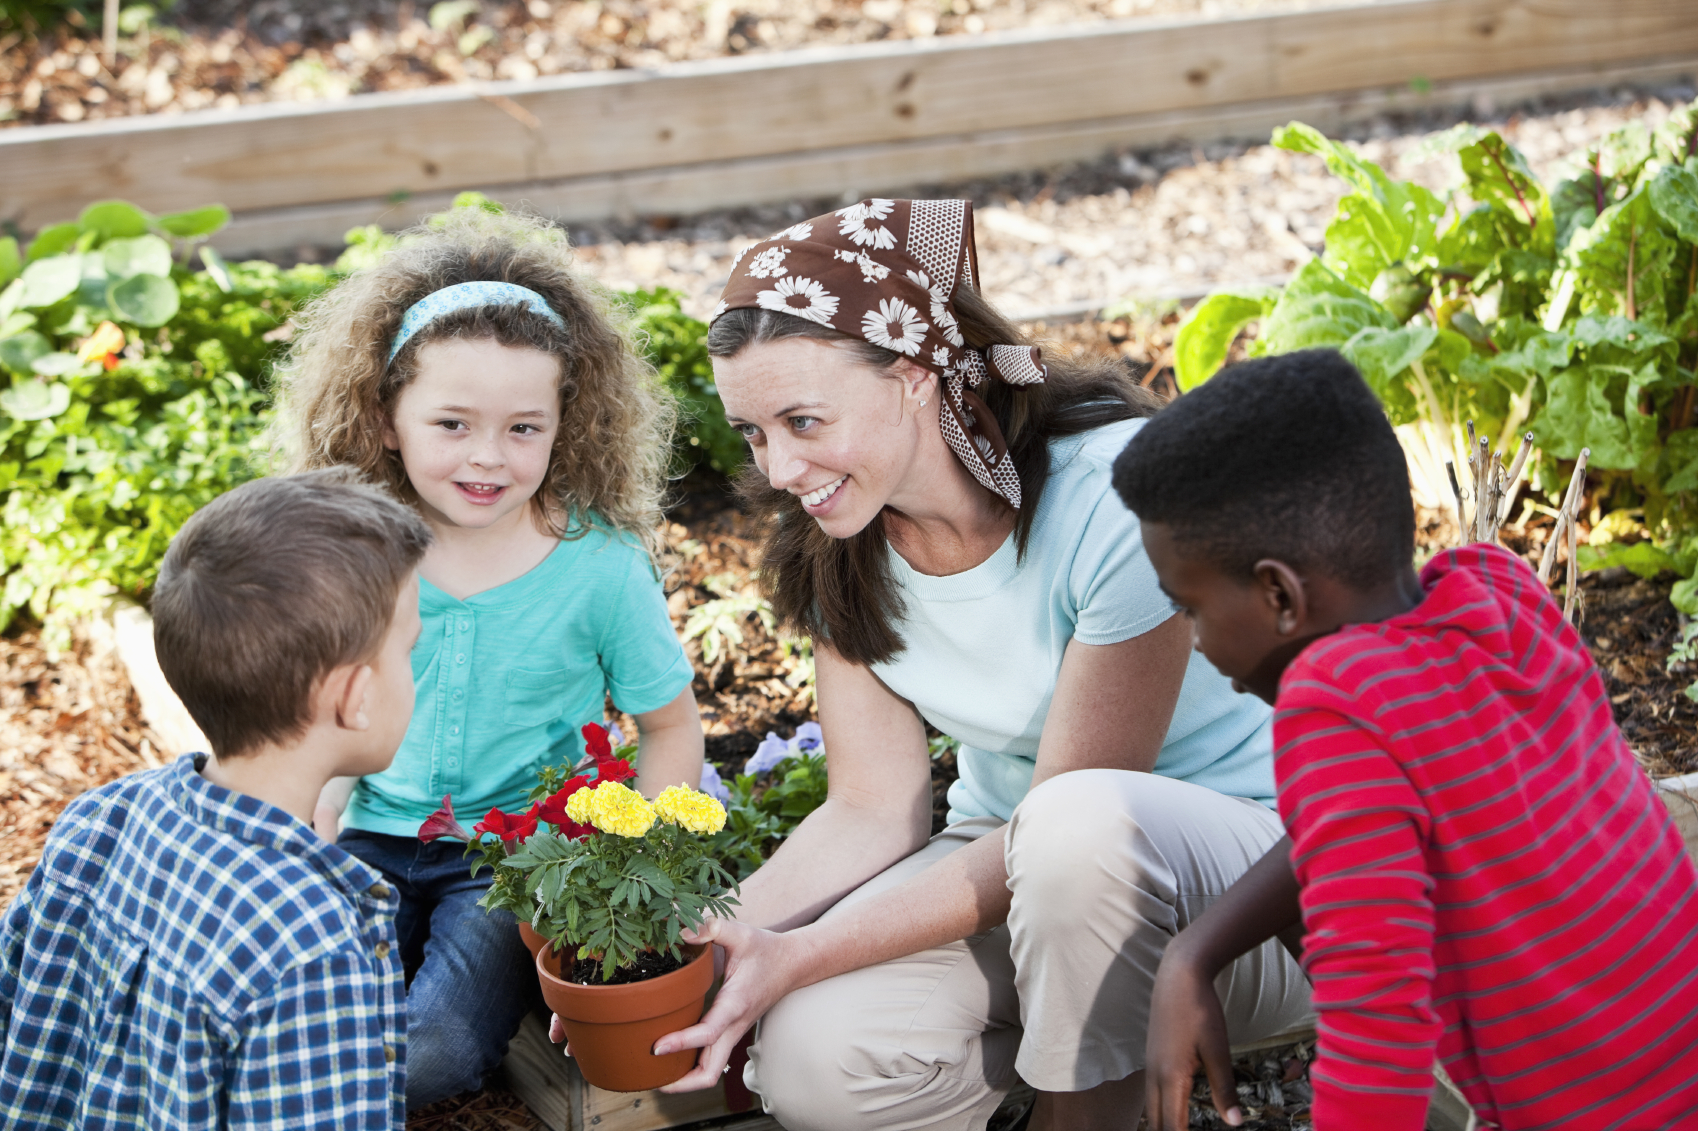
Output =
[{"x1": 714, "y1": 337, "x2": 933, "y2": 539}]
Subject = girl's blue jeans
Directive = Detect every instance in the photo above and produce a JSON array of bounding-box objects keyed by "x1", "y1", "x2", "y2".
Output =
[{"x1": 338, "y1": 829, "x2": 543, "y2": 1109}]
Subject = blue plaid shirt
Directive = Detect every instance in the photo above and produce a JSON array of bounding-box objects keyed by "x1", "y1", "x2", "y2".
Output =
[{"x1": 1, "y1": 754, "x2": 406, "y2": 1129}]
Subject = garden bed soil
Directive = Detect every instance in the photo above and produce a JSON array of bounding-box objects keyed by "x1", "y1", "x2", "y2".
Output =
[{"x1": 2, "y1": 0, "x2": 1356, "y2": 130}]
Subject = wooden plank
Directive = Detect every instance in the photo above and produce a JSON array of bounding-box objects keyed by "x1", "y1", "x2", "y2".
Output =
[
  {"x1": 1658, "y1": 772, "x2": 1698, "y2": 867},
  {"x1": 204, "y1": 52, "x2": 1698, "y2": 256},
  {"x1": 4, "y1": 0, "x2": 1697, "y2": 232},
  {"x1": 499, "y1": 1011, "x2": 735, "y2": 1131}
]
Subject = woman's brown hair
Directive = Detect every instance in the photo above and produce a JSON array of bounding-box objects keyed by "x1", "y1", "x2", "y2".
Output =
[
  {"x1": 710, "y1": 284, "x2": 1162, "y2": 666},
  {"x1": 269, "y1": 207, "x2": 675, "y2": 562}
]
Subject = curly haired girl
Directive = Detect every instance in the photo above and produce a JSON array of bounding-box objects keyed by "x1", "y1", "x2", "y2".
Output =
[{"x1": 269, "y1": 206, "x2": 702, "y2": 1109}]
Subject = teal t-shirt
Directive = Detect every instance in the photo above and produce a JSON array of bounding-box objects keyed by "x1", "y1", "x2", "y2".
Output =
[
  {"x1": 871, "y1": 417, "x2": 1275, "y2": 825},
  {"x1": 344, "y1": 523, "x2": 694, "y2": 838}
]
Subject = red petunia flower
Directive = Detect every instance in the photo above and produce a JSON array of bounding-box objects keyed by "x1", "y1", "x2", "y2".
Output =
[
  {"x1": 594, "y1": 752, "x2": 636, "y2": 785},
  {"x1": 582, "y1": 723, "x2": 612, "y2": 760},
  {"x1": 418, "y1": 796, "x2": 473, "y2": 844},
  {"x1": 535, "y1": 775, "x2": 596, "y2": 839},
  {"x1": 473, "y1": 805, "x2": 539, "y2": 843}
]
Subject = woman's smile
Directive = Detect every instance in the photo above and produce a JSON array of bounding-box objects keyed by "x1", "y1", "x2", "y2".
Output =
[{"x1": 800, "y1": 476, "x2": 847, "y2": 513}]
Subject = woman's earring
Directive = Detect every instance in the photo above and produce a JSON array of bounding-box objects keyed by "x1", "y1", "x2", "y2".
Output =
[{"x1": 919, "y1": 398, "x2": 927, "y2": 407}]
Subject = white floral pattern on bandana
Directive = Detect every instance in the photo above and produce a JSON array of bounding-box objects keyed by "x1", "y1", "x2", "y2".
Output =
[
  {"x1": 771, "y1": 222, "x2": 814, "y2": 241},
  {"x1": 838, "y1": 198, "x2": 898, "y2": 250},
  {"x1": 756, "y1": 277, "x2": 840, "y2": 325},
  {"x1": 862, "y1": 297, "x2": 928, "y2": 356},
  {"x1": 907, "y1": 269, "x2": 963, "y2": 347},
  {"x1": 746, "y1": 246, "x2": 791, "y2": 279},
  {"x1": 835, "y1": 248, "x2": 891, "y2": 282}
]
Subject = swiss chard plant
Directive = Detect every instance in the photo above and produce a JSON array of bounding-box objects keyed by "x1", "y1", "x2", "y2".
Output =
[{"x1": 1175, "y1": 102, "x2": 1698, "y2": 605}]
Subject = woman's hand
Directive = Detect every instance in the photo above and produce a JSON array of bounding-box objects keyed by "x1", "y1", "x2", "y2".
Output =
[
  {"x1": 1144, "y1": 949, "x2": 1241, "y2": 1129},
  {"x1": 653, "y1": 918, "x2": 805, "y2": 1093}
]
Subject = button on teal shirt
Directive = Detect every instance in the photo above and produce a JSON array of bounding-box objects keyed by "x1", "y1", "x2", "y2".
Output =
[{"x1": 344, "y1": 525, "x2": 694, "y2": 838}]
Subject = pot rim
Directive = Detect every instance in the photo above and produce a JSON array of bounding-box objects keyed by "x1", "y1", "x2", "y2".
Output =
[{"x1": 536, "y1": 941, "x2": 714, "y2": 1021}]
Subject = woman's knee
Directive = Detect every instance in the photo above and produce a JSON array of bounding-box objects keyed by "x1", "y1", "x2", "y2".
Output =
[{"x1": 1007, "y1": 770, "x2": 1169, "y2": 907}]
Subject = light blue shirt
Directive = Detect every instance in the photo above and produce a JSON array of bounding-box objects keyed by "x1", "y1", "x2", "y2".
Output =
[
  {"x1": 871, "y1": 417, "x2": 1275, "y2": 824},
  {"x1": 345, "y1": 523, "x2": 694, "y2": 838}
]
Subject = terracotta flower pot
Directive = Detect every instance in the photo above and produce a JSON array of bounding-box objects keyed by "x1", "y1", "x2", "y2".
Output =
[
  {"x1": 535, "y1": 943, "x2": 714, "y2": 1092},
  {"x1": 517, "y1": 921, "x2": 547, "y2": 959}
]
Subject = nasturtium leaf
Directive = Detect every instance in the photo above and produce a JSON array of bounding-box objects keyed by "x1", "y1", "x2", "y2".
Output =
[
  {"x1": 78, "y1": 201, "x2": 152, "y2": 241},
  {"x1": 156, "y1": 204, "x2": 231, "y2": 239},
  {"x1": 17, "y1": 256, "x2": 81, "y2": 310},
  {"x1": 25, "y1": 223, "x2": 80, "y2": 262},
  {"x1": 0, "y1": 378, "x2": 71, "y2": 422},
  {"x1": 1647, "y1": 164, "x2": 1698, "y2": 245},
  {"x1": 0, "y1": 279, "x2": 19, "y2": 325},
  {"x1": 0, "y1": 331, "x2": 51, "y2": 374},
  {"x1": 0, "y1": 238, "x2": 19, "y2": 288},
  {"x1": 1172, "y1": 290, "x2": 1275, "y2": 390},
  {"x1": 102, "y1": 235, "x2": 174, "y2": 280},
  {"x1": 107, "y1": 273, "x2": 181, "y2": 327},
  {"x1": 31, "y1": 352, "x2": 82, "y2": 377},
  {"x1": 199, "y1": 245, "x2": 233, "y2": 293},
  {"x1": 0, "y1": 312, "x2": 35, "y2": 338}
]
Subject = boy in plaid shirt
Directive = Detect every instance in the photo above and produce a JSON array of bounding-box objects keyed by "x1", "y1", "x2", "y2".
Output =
[{"x1": 1, "y1": 468, "x2": 431, "y2": 1130}]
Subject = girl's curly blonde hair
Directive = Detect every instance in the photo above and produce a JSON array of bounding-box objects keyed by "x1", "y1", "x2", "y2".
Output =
[{"x1": 269, "y1": 208, "x2": 674, "y2": 562}]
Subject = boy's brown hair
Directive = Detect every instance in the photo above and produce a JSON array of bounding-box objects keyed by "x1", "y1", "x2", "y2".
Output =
[{"x1": 152, "y1": 468, "x2": 432, "y2": 758}]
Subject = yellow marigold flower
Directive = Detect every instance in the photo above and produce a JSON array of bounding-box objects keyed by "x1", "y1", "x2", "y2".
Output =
[
  {"x1": 584, "y1": 780, "x2": 656, "y2": 838},
  {"x1": 564, "y1": 785, "x2": 596, "y2": 827},
  {"x1": 653, "y1": 785, "x2": 728, "y2": 835}
]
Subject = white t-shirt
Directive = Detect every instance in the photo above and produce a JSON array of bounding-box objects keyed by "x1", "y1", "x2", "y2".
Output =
[{"x1": 871, "y1": 416, "x2": 1276, "y2": 824}]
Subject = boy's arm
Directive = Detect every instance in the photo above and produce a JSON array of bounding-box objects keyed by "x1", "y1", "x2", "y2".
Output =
[
  {"x1": 227, "y1": 952, "x2": 401, "y2": 1130},
  {"x1": 1280, "y1": 704, "x2": 1441, "y2": 1131},
  {"x1": 1145, "y1": 835, "x2": 1302, "y2": 1130},
  {"x1": 313, "y1": 777, "x2": 357, "y2": 842},
  {"x1": 630, "y1": 685, "x2": 705, "y2": 798}
]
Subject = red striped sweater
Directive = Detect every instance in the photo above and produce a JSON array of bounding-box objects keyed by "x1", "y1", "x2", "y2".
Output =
[{"x1": 1273, "y1": 544, "x2": 1698, "y2": 1131}]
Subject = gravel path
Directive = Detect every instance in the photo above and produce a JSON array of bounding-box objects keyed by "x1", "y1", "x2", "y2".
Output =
[
  {"x1": 2, "y1": 0, "x2": 1368, "y2": 129},
  {"x1": 554, "y1": 85, "x2": 1698, "y2": 322}
]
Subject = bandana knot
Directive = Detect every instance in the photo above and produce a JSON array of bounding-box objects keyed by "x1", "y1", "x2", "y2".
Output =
[{"x1": 712, "y1": 198, "x2": 1046, "y2": 508}]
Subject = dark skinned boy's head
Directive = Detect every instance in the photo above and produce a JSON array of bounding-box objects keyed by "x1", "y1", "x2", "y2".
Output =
[{"x1": 1112, "y1": 349, "x2": 1421, "y2": 704}]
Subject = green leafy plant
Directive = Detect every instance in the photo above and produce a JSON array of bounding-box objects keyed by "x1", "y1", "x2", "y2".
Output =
[
  {"x1": 620, "y1": 288, "x2": 745, "y2": 476},
  {"x1": 1174, "y1": 102, "x2": 1698, "y2": 605},
  {"x1": 682, "y1": 573, "x2": 774, "y2": 666}
]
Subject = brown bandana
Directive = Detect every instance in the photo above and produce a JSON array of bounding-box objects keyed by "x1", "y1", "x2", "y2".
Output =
[{"x1": 711, "y1": 198, "x2": 1047, "y2": 509}]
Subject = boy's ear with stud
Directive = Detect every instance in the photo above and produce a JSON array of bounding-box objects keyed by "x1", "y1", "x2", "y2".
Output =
[
  {"x1": 320, "y1": 663, "x2": 375, "y2": 733},
  {"x1": 1251, "y1": 559, "x2": 1310, "y2": 637}
]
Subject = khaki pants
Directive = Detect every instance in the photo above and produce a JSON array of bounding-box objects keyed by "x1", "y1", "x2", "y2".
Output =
[{"x1": 745, "y1": 769, "x2": 1313, "y2": 1131}]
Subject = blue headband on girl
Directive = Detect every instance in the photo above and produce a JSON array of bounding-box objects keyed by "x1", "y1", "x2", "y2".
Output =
[{"x1": 387, "y1": 281, "x2": 567, "y2": 362}]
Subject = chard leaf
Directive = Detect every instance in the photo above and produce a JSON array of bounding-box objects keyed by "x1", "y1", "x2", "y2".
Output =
[
  {"x1": 1340, "y1": 324, "x2": 1436, "y2": 411},
  {"x1": 1261, "y1": 260, "x2": 1396, "y2": 355},
  {"x1": 1571, "y1": 313, "x2": 1672, "y2": 353},
  {"x1": 1172, "y1": 289, "x2": 1275, "y2": 390},
  {"x1": 1566, "y1": 188, "x2": 1680, "y2": 329},
  {"x1": 1646, "y1": 163, "x2": 1698, "y2": 245},
  {"x1": 1577, "y1": 540, "x2": 1677, "y2": 578},
  {"x1": 1274, "y1": 123, "x2": 1443, "y2": 282},
  {"x1": 1664, "y1": 428, "x2": 1698, "y2": 492},
  {"x1": 1530, "y1": 361, "x2": 1661, "y2": 469},
  {"x1": 1652, "y1": 103, "x2": 1698, "y2": 166},
  {"x1": 1551, "y1": 173, "x2": 1602, "y2": 253},
  {"x1": 1453, "y1": 131, "x2": 1552, "y2": 245},
  {"x1": 0, "y1": 238, "x2": 18, "y2": 288}
]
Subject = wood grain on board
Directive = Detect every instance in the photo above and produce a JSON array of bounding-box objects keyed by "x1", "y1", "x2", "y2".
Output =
[{"x1": 3, "y1": 0, "x2": 1697, "y2": 237}]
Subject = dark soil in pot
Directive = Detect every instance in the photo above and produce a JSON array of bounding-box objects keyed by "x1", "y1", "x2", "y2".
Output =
[{"x1": 565, "y1": 948, "x2": 687, "y2": 986}]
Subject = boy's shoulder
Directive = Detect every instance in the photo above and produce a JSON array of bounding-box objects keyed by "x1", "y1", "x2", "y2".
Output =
[
  {"x1": 28, "y1": 756, "x2": 383, "y2": 1009},
  {"x1": 1277, "y1": 543, "x2": 1588, "y2": 721}
]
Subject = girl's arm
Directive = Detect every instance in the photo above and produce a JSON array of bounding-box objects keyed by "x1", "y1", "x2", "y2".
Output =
[
  {"x1": 656, "y1": 614, "x2": 1193, "y2": 1091},
  {"x1": 312, "y1": 776, "x2": 357, "y2": 842},
  {"x1": 630, "y1": 684, "x2": 706, "y2": 797}
]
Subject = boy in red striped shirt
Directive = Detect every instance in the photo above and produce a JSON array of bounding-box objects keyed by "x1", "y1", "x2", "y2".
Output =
[{"x1": 1112, "y1": 350, "x2": 1698, "y2": 1131}]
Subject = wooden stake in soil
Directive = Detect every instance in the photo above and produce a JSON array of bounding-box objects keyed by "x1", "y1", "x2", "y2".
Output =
[
  {"x1": 1497, "y1": 433, "x2": 1534, "y2": 529},
  {"x1": 1536, "y1": 449, "x2": 1590, "y2": 620},
  {"x1": 103, "y1": 0, "x2": 118, "y2": 67}
]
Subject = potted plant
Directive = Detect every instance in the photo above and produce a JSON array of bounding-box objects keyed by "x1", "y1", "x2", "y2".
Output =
[{"x1": 419, "y1": 724, "x2": 738, "y2": 1092}]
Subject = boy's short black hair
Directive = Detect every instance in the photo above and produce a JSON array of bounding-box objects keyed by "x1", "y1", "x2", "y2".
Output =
[
  {"x1": 1112, "y1": 349, "x2": 1413, "y2": 588},
  {"x1": 152, "y1": 467, "x2": 431, "y2": 758}
]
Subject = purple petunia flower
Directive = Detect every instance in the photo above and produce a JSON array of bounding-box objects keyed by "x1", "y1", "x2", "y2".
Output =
[
  {"x1": 698, "y1": 760, "x2": 732, "y2": 804},
  {"x1": 607, "y1": 722, "x2": 626, "y2": 747},
  {"x1": 794, "y1": 722, "x2": 823, "y2": 751},
  {"x1": 745, "y1": 731, "x2": 791, "y2": 776}
]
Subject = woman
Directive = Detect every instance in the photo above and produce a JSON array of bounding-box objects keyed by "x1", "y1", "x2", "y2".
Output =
[{"x1": 657, "y1": 200, "x2": 1310, "y2": 1130}]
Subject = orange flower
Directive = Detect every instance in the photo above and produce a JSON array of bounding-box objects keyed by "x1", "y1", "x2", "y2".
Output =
[{"x1": 77, "y1": 321, "x2": 126, "y2": 370}]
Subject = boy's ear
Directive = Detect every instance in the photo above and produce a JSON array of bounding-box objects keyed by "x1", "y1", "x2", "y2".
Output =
[
  {"x1": 1252, "y1": 559, "x2": 1310, "y2": 636},
  {"x1": 325, "y1": 663, "x2": 375, "y2": 733}
]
